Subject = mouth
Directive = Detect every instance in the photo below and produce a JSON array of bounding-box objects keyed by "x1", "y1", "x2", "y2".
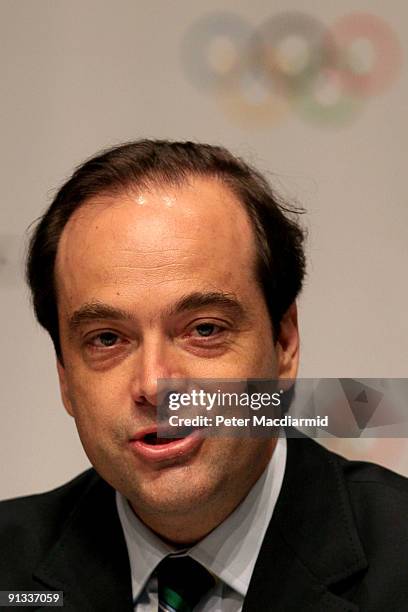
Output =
[
  {"x1": 129, "y1": 426, "x2": 203, "y2": 462},
  {"x1": 142, "y1": 425, "x2": 195, "y2": 445}
]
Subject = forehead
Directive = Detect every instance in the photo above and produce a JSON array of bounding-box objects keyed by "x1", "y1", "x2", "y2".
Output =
[{"x1": 55, "y1": 177, "x2": 258, "y2": 310}]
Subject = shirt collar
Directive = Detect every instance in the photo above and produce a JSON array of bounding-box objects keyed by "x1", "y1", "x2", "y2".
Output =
[
  {"x1": 116, "y1": 433, "x2": 286, "y2": 601},
  {"x1": 116, "y1": 490, "x2": 171, "y2": 602}
]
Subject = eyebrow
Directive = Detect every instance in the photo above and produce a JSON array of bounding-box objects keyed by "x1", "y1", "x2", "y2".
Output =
[
  {"x1": 68, "y1": 292, "x2": 249, "y2": 331},
  {"x1": 168, "y1": 292, "x2": 248, "y2": 321},
  {"x1": 68, "y1": 303, "x2": 133, "y2": 331}
]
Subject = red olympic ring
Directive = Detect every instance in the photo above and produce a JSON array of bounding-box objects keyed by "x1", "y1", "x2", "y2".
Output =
[{"x1": 330, "y1": 12, "x2": 403, "y2": 96}]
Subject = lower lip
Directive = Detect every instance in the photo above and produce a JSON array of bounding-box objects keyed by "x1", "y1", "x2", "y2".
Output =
[{"x1": 129, "y1": 431, "x2": 204, "y2": 463}]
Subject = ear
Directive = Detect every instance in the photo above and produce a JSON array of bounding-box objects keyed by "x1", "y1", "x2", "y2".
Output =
[
  {"x1": 56, "y1": 359, "x2": 75, "y2": 417},
  {"x1": 276, "y1": 302, "x2": 299, "y2": 379}
]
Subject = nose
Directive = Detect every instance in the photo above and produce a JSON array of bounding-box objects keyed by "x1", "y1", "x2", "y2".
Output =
[{"x1": 130, "y1": 336, "x2": 183, "y2": 409}]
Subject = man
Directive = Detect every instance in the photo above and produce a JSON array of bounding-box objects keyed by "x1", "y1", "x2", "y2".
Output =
[{"x1": 1, "y1": 140, "x2": 408, "y2": 611}]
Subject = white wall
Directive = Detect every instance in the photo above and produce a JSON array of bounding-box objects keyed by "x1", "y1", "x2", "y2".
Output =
[{"x1": 1, "y1": 0, "x2": 407, "y2": 498}]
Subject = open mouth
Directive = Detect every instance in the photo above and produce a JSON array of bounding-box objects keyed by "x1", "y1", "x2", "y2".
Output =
[
  {"x1": 130, "y1": 426, "x2": 204, "y2": 462},
  {"x1": 142, "y1": 426, "x2": 195, "y2": 445}
]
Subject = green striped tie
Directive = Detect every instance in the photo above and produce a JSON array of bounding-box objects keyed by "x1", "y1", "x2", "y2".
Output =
[{"x1": 157, "y1": 555, "x2": 216, "y2": 612}]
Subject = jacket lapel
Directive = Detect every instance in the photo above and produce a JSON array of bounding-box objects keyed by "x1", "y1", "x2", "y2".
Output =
[
  {"x1": 33, "y1": 474, "x2": 133, "y2": 611},
  {"x1": 243, "y1": 436, "x2": 367, "y2": 611}
]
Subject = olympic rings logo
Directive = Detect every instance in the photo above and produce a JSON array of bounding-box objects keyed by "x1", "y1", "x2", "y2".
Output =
[{"x1": 180, "y1": 11, "x2": 402, "y2": 127}]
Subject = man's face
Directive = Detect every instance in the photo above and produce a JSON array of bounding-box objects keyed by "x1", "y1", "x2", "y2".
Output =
[{"x1": 55, "y1": 177, "x2": 298, "y2": 537}]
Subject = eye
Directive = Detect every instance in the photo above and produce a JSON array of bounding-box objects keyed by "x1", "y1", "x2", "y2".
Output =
[
  {"x1": 90, "y1": 331, "x2": 120, "y2": 348},
  {"x1": 191, "y1": 323, "x2": 224, "y2": 338},
  {"x1": 195, "y1": 323, "x2": 218, "y2": 337},
  {"x1": 181, "y1": 320, "x2": 230, "y2": 356}
]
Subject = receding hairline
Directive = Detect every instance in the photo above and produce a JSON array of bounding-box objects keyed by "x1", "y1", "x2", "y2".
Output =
[
  {"x1": 56, "y1": 169, "x2": 252, "y2": 215},
  {"x1": 54, "y1": 170, "x2": 260, "y2": 262},
  {"x1": 53, "y1": 171, "x2": 262, "y2": 297}
]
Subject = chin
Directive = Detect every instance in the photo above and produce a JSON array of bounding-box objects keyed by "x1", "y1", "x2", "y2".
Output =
[{"x1": 129, "y1": 469, "x2": 219, "y2": 518}]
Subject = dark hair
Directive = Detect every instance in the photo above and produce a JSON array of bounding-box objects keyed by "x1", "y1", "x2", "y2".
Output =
[{"x1": 26, "y1": 140, "x2": 306, "y2": 359}]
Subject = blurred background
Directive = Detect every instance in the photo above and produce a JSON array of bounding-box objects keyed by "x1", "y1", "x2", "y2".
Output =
[{"x1": 1, "y1": 0, "x2": 407, "y2": 498}]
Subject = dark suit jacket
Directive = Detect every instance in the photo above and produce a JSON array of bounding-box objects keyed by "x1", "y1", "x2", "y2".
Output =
[{"x1": 1, "y1": 436, "x2": 408, "y2": 611}]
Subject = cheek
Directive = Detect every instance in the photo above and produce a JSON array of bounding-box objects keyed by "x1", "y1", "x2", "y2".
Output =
[
  {"x1": 200, "y1": 438, "x2": 273, "y2": 484},
  {"x1": 64, "y1": 366, "x2": 128, "y2": 429},
  {"x1": 245, "y1": 330, "x2": 278, "y2": 375},
  {"x1": 67, "y1": 383, "x2": 128, "y2": 469}
]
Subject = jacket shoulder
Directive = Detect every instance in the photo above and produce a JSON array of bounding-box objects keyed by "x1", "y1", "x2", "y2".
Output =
[
  {"x1": 327, "y1": 447, "x2": 408, "y2": 609},
  {"x1": 336, "y1": 451, "x2": 408, "y2": 544},
  {"x1": 333, "y1": 446, "x2": 408, "y2": 504},
  {"x1": 0, "y1": 469, "x2": 98, "y2": 527},
  {"x1": 0, "y1": 469, "x2": 98, "y2": 587},
  {"x1": 341, "y1": 452, "x2": 408, "y2": 490}
]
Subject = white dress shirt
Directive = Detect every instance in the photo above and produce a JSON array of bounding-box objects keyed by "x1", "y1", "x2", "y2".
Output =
[{"x1": 116, "y1": 434, "x2": 286, "y2": 611}]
